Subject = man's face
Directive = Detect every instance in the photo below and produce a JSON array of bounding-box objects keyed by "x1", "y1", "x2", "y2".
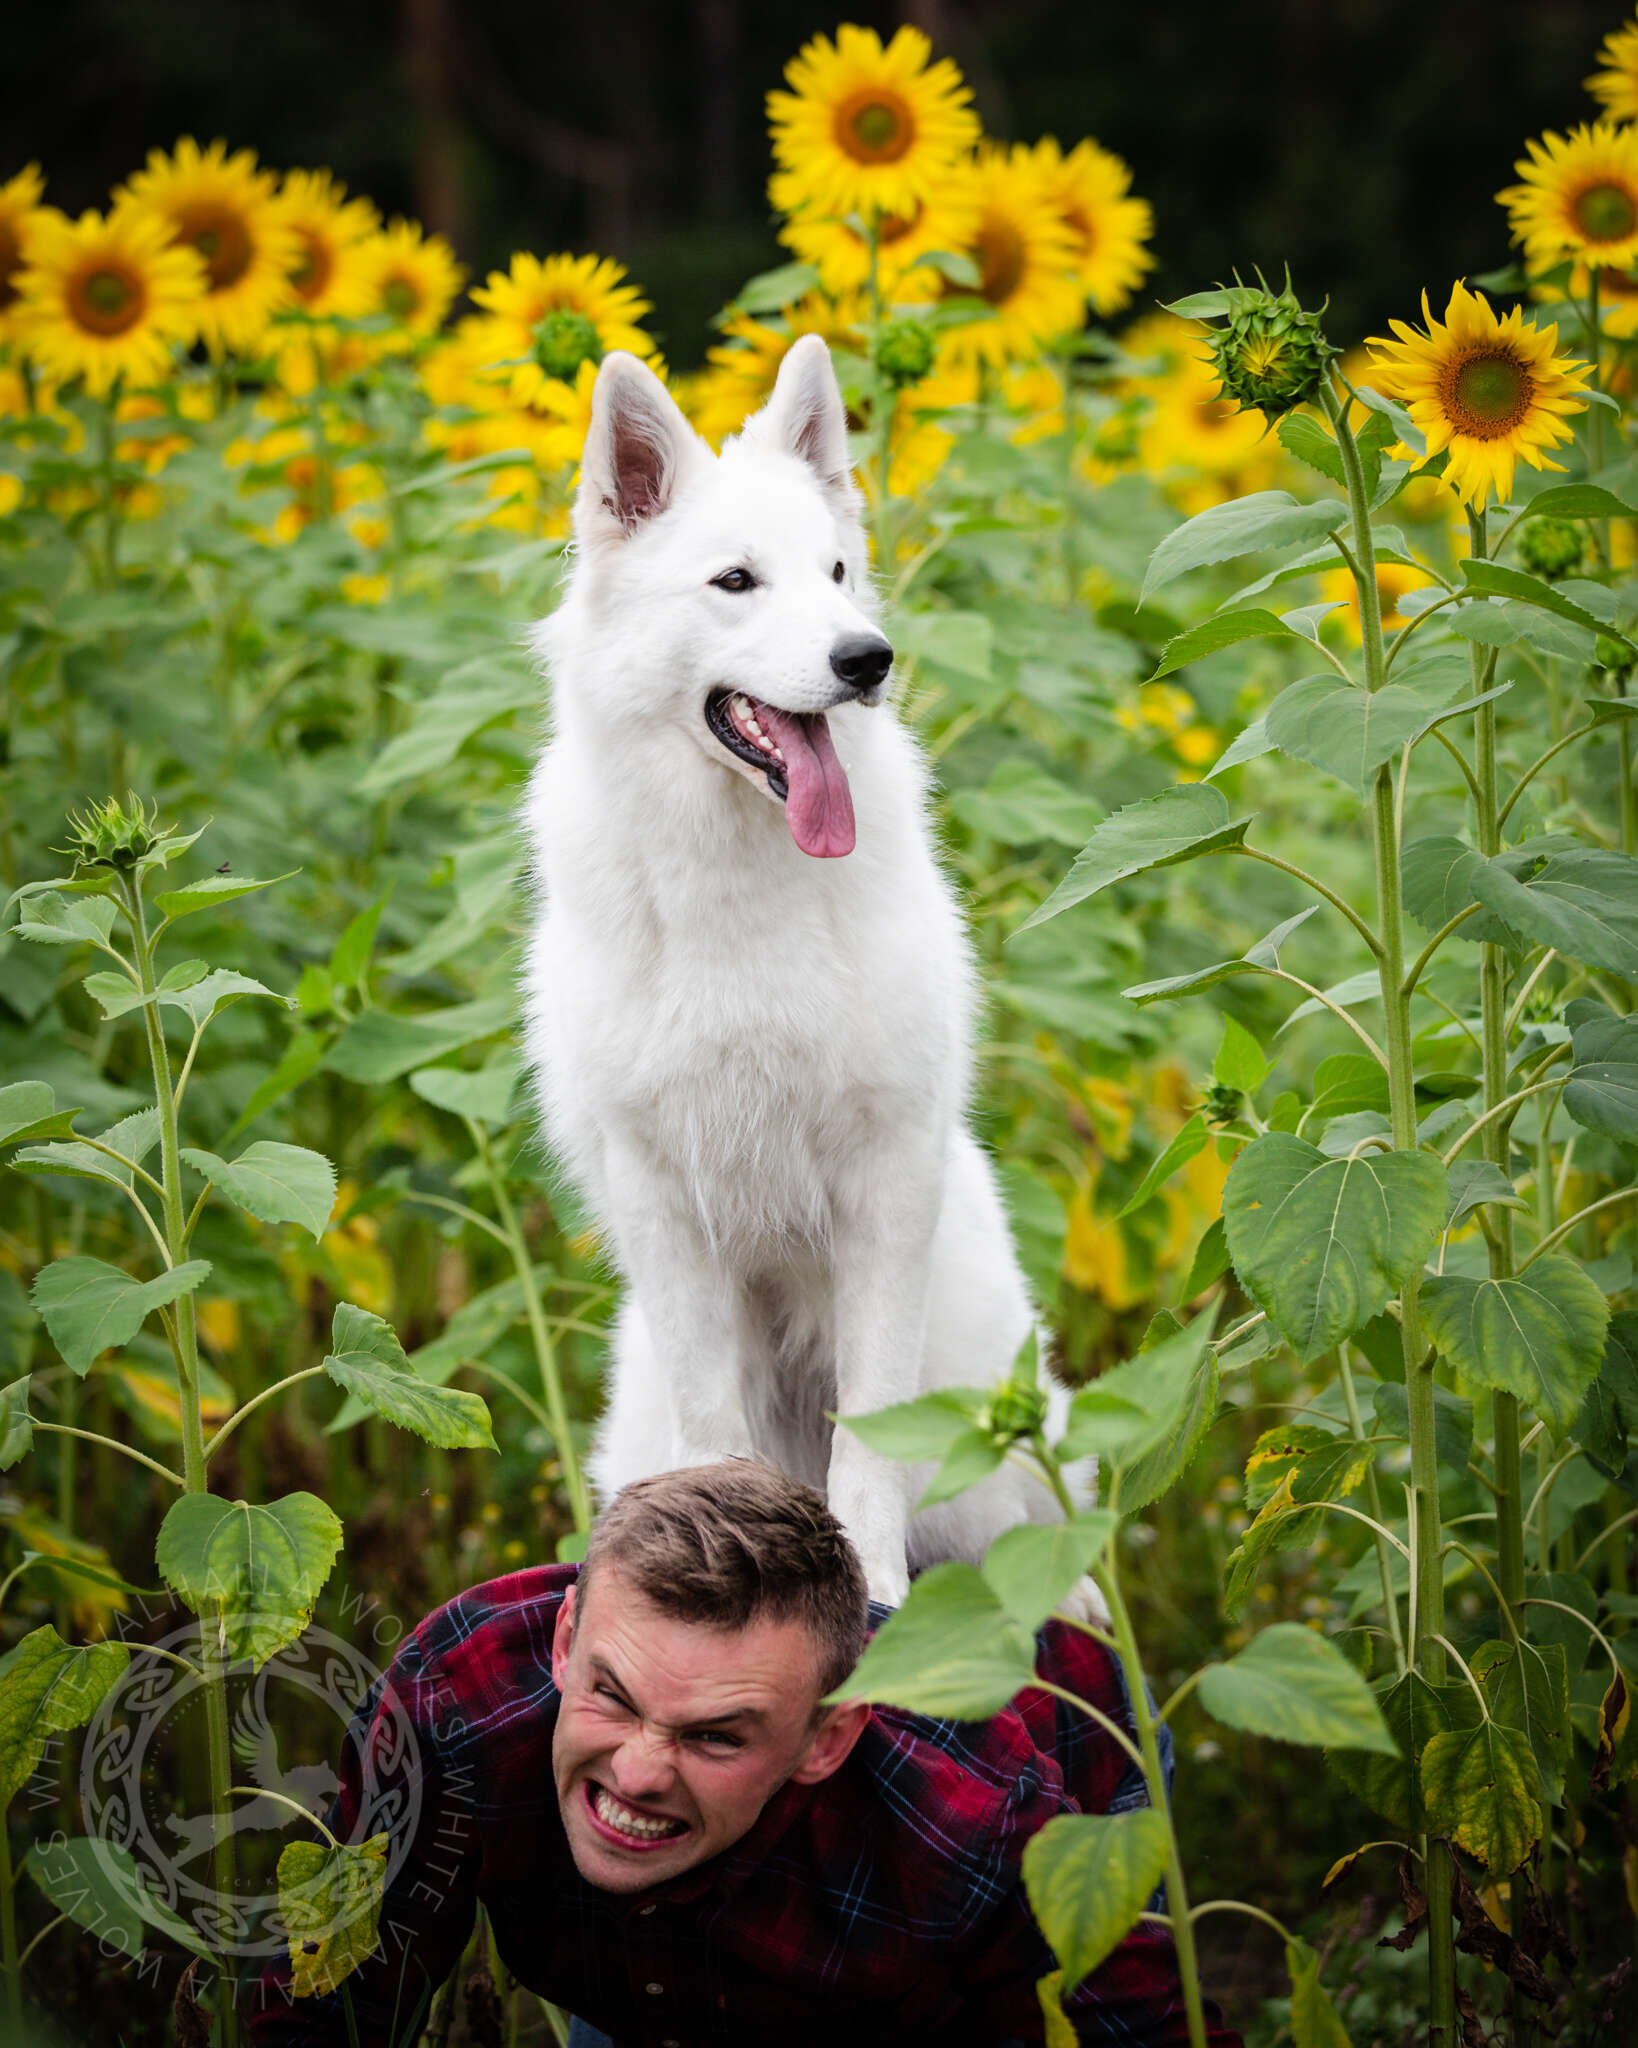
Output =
[{"x1": 550, "y1": 1569, "x2": 866, "y2": 1893}]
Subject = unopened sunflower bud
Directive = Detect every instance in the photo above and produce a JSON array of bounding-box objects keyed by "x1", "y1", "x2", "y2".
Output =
[
  {"x1": 979, "y1": 1379, "x2": 1049, "y2": 1448},
  {"x1": 61, "y1": 793, "x2": 167, "y2": 873},
  {"x1": 1516, "y1": 516, "x2": 1585, "y2": 581},
  {"x1": 1205, "y1": 1084, "x2": 1243, "y2": 1128},
  {"x1": 875, "y1": 316, "x2": 937, "y2": 389},
  {"x1": 531, "y1": 309, "x2": 605, "y2": 381},
  {"x1": 1596, "y1": 634, "x2": 1634, "y2": 678},
  {"x1": 1209, "y1": 280, "x2": 1331, "y2": 418}
]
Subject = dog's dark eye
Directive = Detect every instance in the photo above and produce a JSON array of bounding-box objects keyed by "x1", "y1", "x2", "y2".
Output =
[
  {"x1": 831, "y1": 560, "x2": 846, "y2": 584},
  {"x1": 711, "y1": 567, "x2": 757, "y2": 593}
]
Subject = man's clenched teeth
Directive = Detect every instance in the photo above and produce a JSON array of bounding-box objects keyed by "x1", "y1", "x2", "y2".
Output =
[
  {"x1": 593, "y1": 1783, "x2": 686, "y2": 1842},
  {"x1": 729, "y1": 693, "x2": 786, "y2": 765}
]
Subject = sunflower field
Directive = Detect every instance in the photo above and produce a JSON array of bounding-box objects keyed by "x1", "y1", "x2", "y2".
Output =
[{"x1": 2, "y1": 11, "x2": 1638, "y2": 2046}]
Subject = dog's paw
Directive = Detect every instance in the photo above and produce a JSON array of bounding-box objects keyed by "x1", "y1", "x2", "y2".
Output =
[
  {"x1": 1053, "y1": 1573, "x2": 1112, "y2": 1633},
  {"x1": 862, "y1": 1557, "x2": 911, "y2": 1610}
]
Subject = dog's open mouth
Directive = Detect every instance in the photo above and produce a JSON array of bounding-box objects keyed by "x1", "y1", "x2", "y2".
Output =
[{"x1": 705, "y1": 689, "x2": 856, "y2": 859}]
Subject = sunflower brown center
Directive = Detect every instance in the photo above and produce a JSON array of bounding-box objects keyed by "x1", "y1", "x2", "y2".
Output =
[
  {"x1": 0, "y1": 218, "x2": 19, "y2": 311},
  {"x1": 71, "y1": 264, "x2": 146, "y2": 336},
  {"x1": 975, "y1": 215, "x2": 1026, "y2": 305},
  {"x1": 1595, "y1": 263, "x2": 1638, "y2": 300},
  {"x1": 1444, "y1": 349, "x2": 1534, "y2": 437},
  {"x1": 877, "y1": 205, "x2": 920, "y2": 247},
  {"x1": 177, "y1": 203, "x2": 253, "y2": 290},
  {"x1": 836, "y1": 92, "x2": 913, "y2": 164},
  {"x1": 382, "y1": 275, "x2": 420, "y2": 320},
  {"x1": 1574, "y1": 180, "x2": 1638, "y2": 244},
  {"x1": 290, "y1": 230, "x2": 333, "y2": 302}
]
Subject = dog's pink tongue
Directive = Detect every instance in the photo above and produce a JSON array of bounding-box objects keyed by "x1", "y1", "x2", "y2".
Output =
[{"x1": 755, "y1": 705, "x2": 855, "y2": 858}]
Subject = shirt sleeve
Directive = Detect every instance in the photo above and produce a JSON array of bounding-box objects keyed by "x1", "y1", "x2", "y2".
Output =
[{"x1": 244, "y1": 1629, "x2": 482, "y2": 2048}]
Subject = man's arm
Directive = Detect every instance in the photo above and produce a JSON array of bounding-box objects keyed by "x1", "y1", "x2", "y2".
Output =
[{"x1": 244, "y1": 1629, "x2": 482, "y2": 2046}]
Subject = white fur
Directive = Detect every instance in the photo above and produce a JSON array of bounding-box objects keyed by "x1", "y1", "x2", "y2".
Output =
[{"x1": 519, "y1": 337, "x2": 1080, "y2": 1605}]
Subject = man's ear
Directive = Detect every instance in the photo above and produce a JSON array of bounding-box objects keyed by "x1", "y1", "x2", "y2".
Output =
[
  {"x1": 788, "y1": 1699, "x2": 872, "y2": 1786},
  {"x1": 551, "y1": 1582, "x2": 579, "y2": 1690},
  {"x1": 575, "y1": 352, "x2": 707, "y2": 549},
  {"x1": 741, "y1": 333, "x2": 857, "y2": 511}
]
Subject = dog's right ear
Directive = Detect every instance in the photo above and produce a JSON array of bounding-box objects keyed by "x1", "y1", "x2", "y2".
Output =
[{"x1": 576, "y1": 353, "x2": 706, "y2": 548}]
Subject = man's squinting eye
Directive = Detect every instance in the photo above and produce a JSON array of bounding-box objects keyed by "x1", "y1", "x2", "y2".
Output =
[
  {"x1": 693, "y1": 1729, "x2": 744, "y2": 1751},
  {"x1": 711, "y1": 567, "x2": 756, "y2": 593},
  {"x1": 831, "y1": 560, "x2": 845, "y2": 584}
]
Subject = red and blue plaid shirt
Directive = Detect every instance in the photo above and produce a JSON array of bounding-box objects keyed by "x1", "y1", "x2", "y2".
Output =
[{"x1": 247, "y1": 1565, "x2": 1240, "y2": 2047}]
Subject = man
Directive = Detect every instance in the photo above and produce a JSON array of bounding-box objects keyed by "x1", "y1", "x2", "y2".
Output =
[{"x1": 248, "y1": 1463, "x2": 1239, "y2": 2047}]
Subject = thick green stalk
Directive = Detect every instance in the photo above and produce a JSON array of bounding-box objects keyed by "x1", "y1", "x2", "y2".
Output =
[
  {"x1": 1337, "y1": 1347, "x2": 1406, "y2": 1671},
  {"x1": 1329, "y1": 387, "x2": 1457, "y2": 2044},
  {"x1": 125, "y1": 877, "x2": 241, "y2": 2048}
]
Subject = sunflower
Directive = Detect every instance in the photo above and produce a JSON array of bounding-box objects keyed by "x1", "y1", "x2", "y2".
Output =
[
  {"x1": 937, "y1": 144, "x2": 1084, "y2": 366},
  {"x1": 1587, "y1": 12, "x2": 1638, "y2": 119},
  {"x1": 420, "y1": 313, "x2": 503, "y2": 410},
  {"x1": 1367, "y1": 282, "x2": 1591, "y2": 508},
  {"x1": 116, "y1": 138, "x2": 298, "y2": 356},
  {"x1": 13, "y1": 204, "x2": 204, "y2": 397},
  {"x1": 470, "y1": 251, "x2": 655, "y2": 409},
  {"x1": 1025, "y1": 137, "x2": 1154, "y2": 319},
  {"x1": 275, "y1": 168, "x2": 380, "y2": 318},
  {"x1": 770, "y1": 166, "x2": 979, "y2": 300},
  {"x1": 1498, "y1": 121, "x2": 1638, "y2": 275},
  {"x1": 688, "y1": 294, "x2": 864, "y2": 446},
  {"x1": 1320, "y1": 561, "x2": 1435, "y2": 642},
  {"x1": 1137, "y1": 332, "x2": 1281, "y2": 513},
  {"x1": 767, "y1": 24, "x2": 979, "y2": 224},
  {"x1": 0, "y1": 164, "x2": 48, "y2": 339},
  {"x1": 363, "y1": 218, "x2": 464, "y2": 340}
]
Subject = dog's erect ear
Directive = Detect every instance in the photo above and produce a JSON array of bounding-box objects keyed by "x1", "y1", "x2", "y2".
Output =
[
  {"x1": 576, "y1": 352, "x2": 706, "y2": 546},
  {"x1": 744, "y1": 334, "x2": 855, "y2": 506}
]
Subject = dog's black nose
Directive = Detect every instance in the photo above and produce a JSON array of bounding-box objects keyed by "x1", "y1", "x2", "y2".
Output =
[{"x1": 830, "y1": 633, "x2": 893, "y2": 694}]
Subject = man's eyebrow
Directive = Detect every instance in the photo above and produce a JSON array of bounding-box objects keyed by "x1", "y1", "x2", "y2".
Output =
[{"x1": 585, "y1": 1658, "x2": 767, "y2": 1730}]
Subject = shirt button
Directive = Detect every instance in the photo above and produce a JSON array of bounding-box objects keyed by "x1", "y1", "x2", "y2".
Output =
[
  {"x1": 661, "y1": 2039, "x2": 680, "y2": 2047},
  {"x1": 646, "y1": 1982, "x2": 664, "y2": 1996},
  {"x1": 638, "y1": 1904, "x2": 657, "y2": 1916}
]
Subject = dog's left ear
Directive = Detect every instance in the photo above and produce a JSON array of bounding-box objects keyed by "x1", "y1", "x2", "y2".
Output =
[{"x1": 745, "y1": 334, "x2": 857, "y2": 510}]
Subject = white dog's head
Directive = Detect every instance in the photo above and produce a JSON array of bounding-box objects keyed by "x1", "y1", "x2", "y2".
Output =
[{"x1": 556, "y1": 335, "x2": 890, "y2": 859}]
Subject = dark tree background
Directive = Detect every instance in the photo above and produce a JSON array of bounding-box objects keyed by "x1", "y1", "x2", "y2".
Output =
[{"x1": 9, "y1": 0, "x2": 1624, "y2": 360}]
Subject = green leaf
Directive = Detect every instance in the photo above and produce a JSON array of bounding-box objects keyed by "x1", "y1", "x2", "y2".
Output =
[
  {"x1": 1470, "y1": 847, "x2": 1638, "y2": 979},
  {"x1": 1277, "y1": 414, "x2": 1346, "y2": 488},
  {"x1": 181, "y1": 1142, "x2": 336, "y2": 1240},
  {"x1": 1118, "y1": 1340, "x2": 1220, "y2": 1512},
  {"x1": 1058, "y1": 1318, "x2": 1213, "y2": 1469},
  {"x1": 31, "y1": 1256, "x2": 212, "y2": 1376},
  {"x1": 1141, "y1": 491, "x2": 1346, "y2": 601},
  {"x1": 1372, "y1": 1380, "x2": 1473, "y2": 1472},
  {"x1": 0, "y1": 1625, "x2": 129, "y2": 1806},
  {"x1": 226, "y1": 1027, "x2": 326, "y2": 1140},
  {"x1": 1037, "y1": 1971, "x2": 1077, "y2": 2048},
  {"x1": 1572, "y1": 1312, "x2": 1638, "y2": 1472},
  {"x1": 153, "y1": 872, "x2": 297, "y2": 926},
  {"x1": 825, "y1": 1563, "x2": 1037, "y2": 1719},
  {"x1": 1420, "y1": 1256, "x2": 1610, "y2": 1434},
  {"x1": 1147, "y1": 607, "x2": 1298, "y2": 680},
  {"x1": 1223, "y1": 1135, "x2": 1446, "y2": 1364},
  {"x1": 1327, "y1": 1671, "x2": 1475, "y2": 1831},
  {"x1": 1123, "y1": 906, "x2": 1317, "y2": 1006},
  {"x1": 946, "y1": 761, "x2": 1104, "y2": 849},
  {"x1": 408, "y1": 1057, "x2": 521, "y2": 1129},
  {"x1": 1522, "y1": 1571, "x2": 1599, "y2": 1665},
  {"x1": 1284, "y1": 1939, "x2": 1351, "y2": 2048},
  {"x1": 1199, "y1": 1622, "x2": 1398, "y2": 1754},
  {"x1": 0, "y1": 1082, "x2": 81, "y2": 1151},
  {"x1": 1117, "y1": 1114, "x2": 1209, "y2": 1220},
  {"x1": 1421, "y1": 1719, "x2": 1541, "y2": 1873},
  {"x1": 26, "y1": 1836, "x2": 205, "y2": 1957},
  {"x1": 913, "y1": 1425, "x2": 1006, "y2": 1510},
  {"x1": 1265, "y1": 674, "x2": 1447, "y2": 793},
  {"x1": 323, "y1": 998, "x2": 512, "y2": 1084},
  {"x1": 278, "y1": 1834, "x2": 390, "y2": 1999},
  {"x1": 1214, "y1": 1016, "x2": 1269, "y2": 1094},
  {"x1": 1559, "y1": 1006, "x2": 1638, "y2": 1145},
  {"x1": 1016, "y1": 785, "x2": 1252, "y2": 936},
  {"x1": 322, "y1": 1302, "x2": 496, "y2": 1452},
  {"x1": 1516, "y1": 483, "x2": 1638, "y2": 519},
  {"x1": 12, "y1": 892, "x2": 120, "y2": 950},
  {"x1": 728, "y1": 260, "x2": 821, "y2": 315},
  {"x1": 1182, "y1": 1217, "x2": 1231, "y2": 1299},
  {"x1": 1022, "y1": 1810, "x2": 1170, "y2": 1993},
  {"x1": 1474, "y1": 1637, "x2": 1570, "y2": 1806},
  {"x1": 0, "y1": 1378, "x2": 32, "y2": 1469},
  {"x1": 982, "y1": 1513, "x2": 1119, "y2": 1634},
  {"x1": 330, "y1": 893, "x2": 390, "y2": 989},
  {"x1": 80, "y1": 970, "x2": 155, "y2": 1020},
  {"x1": 1445, "y1": 1159, "x2": 1528, "y2": 1227},
  {"x1": 160, "y1": 968, "x2": 289, "y2": 1031},
  {"x1": 156, "y1": 1492, "x2": 343, "y2": 1671},
  {"x1": 834, "y1": 1387, "x2": 986, "y2": 1462},
  {"x1": 1461, "y1": 558, "x2": 1637, "y2": 654}
]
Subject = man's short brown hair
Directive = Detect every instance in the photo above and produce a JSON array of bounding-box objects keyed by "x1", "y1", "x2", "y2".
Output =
[{"x1": 579, "y1": 1462, "x2": 869, "y2": 1696}]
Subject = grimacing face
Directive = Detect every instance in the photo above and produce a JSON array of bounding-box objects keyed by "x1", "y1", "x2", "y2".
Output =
[{"x1": 549, "y1": 1568, "x2": 869, "y2": 1893}]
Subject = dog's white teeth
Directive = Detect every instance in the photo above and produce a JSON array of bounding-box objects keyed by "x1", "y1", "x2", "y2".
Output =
[
  {"x1": 754, "y1": 734, "x2": 773, "y2": 752},
  {"x1": 731, "y1": 693, "x2": 753, "y2": 716}
]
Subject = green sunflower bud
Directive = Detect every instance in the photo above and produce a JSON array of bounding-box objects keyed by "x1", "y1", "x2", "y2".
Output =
[
  {"x1": 60, "y1": 793, "x2": 169, "y2": 874},
  {"x1": 1204, "y1": 1083, "x2": 1243, "y2": 1128},
  {"x1": 1208, "y1": 279, "x2": 1331, "y2": 419},
  {"x1": 1516, "y1": 516, "x2": 1585, "y2": 581},
  {"x1": 874, "y1": 316, "x2": 937, "y2": 390},
  {"x1": 1596, "y1": 634, "x2": 1635, "y2": 679},
  {"x1": 978, "y1": 1379, "x2": 1050, "y2": 1449},
  {"x1": 530, "y1": 309, "x2": 605, "y2": 382}
]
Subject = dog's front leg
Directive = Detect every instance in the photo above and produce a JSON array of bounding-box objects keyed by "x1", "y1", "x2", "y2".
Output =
[
  {"x1": 603, "y1": 1140, "x2": 754, "y2": 1466},
  {"x1": 827, "y1": 1133, "x2": 945, "y2": 1607}
]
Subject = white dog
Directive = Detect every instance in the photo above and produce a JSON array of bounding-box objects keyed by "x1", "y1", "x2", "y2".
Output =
[{"x1": 520, "y1": 336, "x2": 1075, "y2": 1605}]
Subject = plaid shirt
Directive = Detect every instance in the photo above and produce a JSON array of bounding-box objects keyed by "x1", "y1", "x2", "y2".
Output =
[{"x1": 247, "y1": 1566, "x2": 1240, "y2": 2048}]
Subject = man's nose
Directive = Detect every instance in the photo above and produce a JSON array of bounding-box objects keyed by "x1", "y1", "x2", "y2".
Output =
[
  {"x1": 829, "y1": 632, "x2": 893, "y2": 696},
  {"x1": 609, "y1": 1725, "x2": 675, "y2": 1798}
]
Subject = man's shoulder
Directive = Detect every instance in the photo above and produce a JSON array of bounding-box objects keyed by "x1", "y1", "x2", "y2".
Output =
[{"x1": 387, "y1": 1563, "x2": 576, "y2": 1732}]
